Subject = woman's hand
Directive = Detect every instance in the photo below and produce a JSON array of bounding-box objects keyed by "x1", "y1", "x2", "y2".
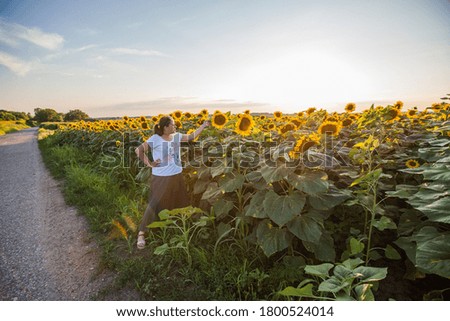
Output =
[
  {"x1": 148, "y1": 159, "x2": 161, "y2": 167},
  {"x1": 201, "y1": 120, "x2": 211, "y2": 128}
]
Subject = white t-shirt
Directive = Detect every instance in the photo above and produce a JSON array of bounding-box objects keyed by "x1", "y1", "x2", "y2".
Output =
[{"x1": 146, "y1": 133, "x2": 182, "y2": 176}]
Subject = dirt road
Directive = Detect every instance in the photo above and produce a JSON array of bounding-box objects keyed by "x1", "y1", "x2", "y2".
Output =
[{"x1": 0, "y1": 128, "x2": 109, "y2": 300}]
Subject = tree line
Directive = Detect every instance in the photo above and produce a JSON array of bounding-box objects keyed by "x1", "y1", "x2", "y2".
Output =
[{"x1": 0, "y1": 108, "x2": 90, "y2": 123}]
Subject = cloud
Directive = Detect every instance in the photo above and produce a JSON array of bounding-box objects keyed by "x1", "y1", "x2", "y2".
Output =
[
  {"x1": 0, "y1": 19, "x2": 64, "y2": 50},
  {"x1": 111, "y1": 47, "x2": 166, "y2": 57},
  {"x1": 0, "y1": 51, "x2": 33, "y2": 76}
]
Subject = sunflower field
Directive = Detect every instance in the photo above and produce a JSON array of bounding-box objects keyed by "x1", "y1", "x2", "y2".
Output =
[{"x1": 40, "y1": 100, "x2": 450, "y2": 300}]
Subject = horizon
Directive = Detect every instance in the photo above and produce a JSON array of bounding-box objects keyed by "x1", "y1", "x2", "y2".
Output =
[{"x1": 1, "y1": 0, "x2": 449, "y2": 118}]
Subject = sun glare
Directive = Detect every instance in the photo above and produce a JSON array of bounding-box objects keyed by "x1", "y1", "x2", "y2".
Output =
[{"x1": 222, "y1": 49, "x2": 373, "y2": 111}]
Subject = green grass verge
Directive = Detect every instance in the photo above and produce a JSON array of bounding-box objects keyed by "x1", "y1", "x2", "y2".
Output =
[{"x1": 0, "y1": 120, "x2": 30, "y2": 135}]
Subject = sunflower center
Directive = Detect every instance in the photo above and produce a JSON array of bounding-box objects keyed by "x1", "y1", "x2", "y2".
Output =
[
  {"x1": 239, "y1": 117, "x2": 251, "y2": 131},
  {"x1": 300, "y1": 141, "x2": 316, "y2": 153},
  {"x1": 214, "y1": 114, "x2": 226, "y2": 125}
]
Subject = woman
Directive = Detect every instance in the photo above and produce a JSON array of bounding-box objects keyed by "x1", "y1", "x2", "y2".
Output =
[{"x1": 135, "y1": 115, "x2": 210, "y2": 249}]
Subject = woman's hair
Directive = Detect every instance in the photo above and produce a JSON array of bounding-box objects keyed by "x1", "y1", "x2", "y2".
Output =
[{"x1": 154, "y1": 116, "x2": 173, "y2": 136}]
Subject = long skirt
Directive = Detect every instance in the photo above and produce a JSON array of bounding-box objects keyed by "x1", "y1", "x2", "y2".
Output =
[{"x1": 139, "y1": 173, "x2": 189, "y2": 232}]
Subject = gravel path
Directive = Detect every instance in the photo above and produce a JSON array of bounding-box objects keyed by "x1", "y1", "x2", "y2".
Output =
[{"x1": 0, "y1": 128, "x2": 111, "y2": 300}]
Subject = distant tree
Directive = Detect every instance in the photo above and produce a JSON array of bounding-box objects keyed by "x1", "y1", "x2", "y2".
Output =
[
  {"x1": 0, "y1": 111, "x2": 16, "y2": 120},
  {"x1": 11, "y1": 111, "x2": 29, "y2": 120},
  {"x1": 33, "y1": 108, "x2": 63, "y2": 123},
  {"x1": 64, "y1": 109, "x2": 89, "y2": 122}
]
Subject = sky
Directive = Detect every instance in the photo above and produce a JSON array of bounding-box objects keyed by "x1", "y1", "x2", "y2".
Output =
[{"x1": 0, "y1": 0, "x2": 449, "y2": 118}]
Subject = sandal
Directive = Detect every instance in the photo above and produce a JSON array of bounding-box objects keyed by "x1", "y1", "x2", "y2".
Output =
[{"x1": 137, "y1": 232, "x2": 146, "y2": 250}]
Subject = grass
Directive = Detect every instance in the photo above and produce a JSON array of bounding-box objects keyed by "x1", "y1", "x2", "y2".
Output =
[{"x1": 0, "y1": 120, "x2": 30, "y2": 135}]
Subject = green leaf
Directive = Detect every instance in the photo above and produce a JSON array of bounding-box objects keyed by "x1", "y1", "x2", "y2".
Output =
[
  {"x1": 260, "y1": 164, "x2": 295, "y2": 183},
  {"x1": 385, "y1": 184, "x2": 419, "y2": 199},
  {"x1": 318, "y1": 276, "x2": 348, "y2": 293},
  {"x1": 428, "y1": 138, "x2": 450, "y2": 147},
  {"x1": 287, "y1": 171, "x2": 329, "y2": 195},
  {"x1": 308, "y1": 186, "x2": 352, "y2": 210},
  {"x1": 353, "y1": 266, "x2": 388, "y2": 282},
  {"x1": 397, "y1": 210, "x2": 422, "y2": 236},
  {"x1": 416, "y1": 197, "x2": 450, "y2": 223},
  {"x1": 244, "y1": 190, "x2": 268, "y2": 218},
  {"x1": 350, "y1": 168, "x2": 382, "y2": 187},
  {"x1": 333, "y1": 265, "x2": 356, "y2": 281},
  {"x1": 303, "y1": 232, "x2": 336, "y2": 262},
  {"x1": 193, "y1": 167, "x2": 211, "y2": 194},
  {"x1": 278, "y1": 284, "x2": 314, "y2": 297},
  {"x1": 395, "y1": 237, "x2": 417, "y2": 265},
  {"x1": 263, "y1": 190, "x2": 306, "y2": 227},
  {"x1": 355, "y1": 284, "x2": 374, "y2": 301},
  {"x1": 385, "y1": 245, "x2": 401, "y2": 260},
  {"x1": 304, "y1": 263, "x2": 334, "y2": 279},
  {"x1": 416, "y1": 234, "x2": 450, "y2": 278},
  {"x1": 350, "y1": 237, "x2": 365, "y2": 255},
  {"x1": 422, "y1": 165, "x2": 450, "y2": 181},
  {"x1": 148, "y1": 220, "x2": 173, "y2": 228},
  {"x1": 219, "y1": 173, "x2": 245, "y2": 192},
  {"x1": 256, "y1": 220, "x2": 292, "y2": 257},
  {"x1": 245, "y1": 171, "x2": 267, "y2": 190},
  {"x1": 287, "y1": 213, "x2": 323, "y2": 243},
  {"x1": 342, "y1": 258, "x2": 364, "y2": 270},
  {"x1": 154, "y1": 243, "x2": 170, "y2": 255},
  {"x1": 213, "y1": 198, "x2": 234, "y2": 220},
  {"x1": 373, "y1": 216, "x2": 397, "y2": 231},
  {"x1": 210, "y1": 161, "x2": 226, "y2": 178},
  {"x1": 201, "y1": 182, "x2": 222, "y2": 200}
]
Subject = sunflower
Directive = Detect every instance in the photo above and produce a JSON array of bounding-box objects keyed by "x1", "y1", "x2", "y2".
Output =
[
  {"x1": 318, "y1": 121, "x2": 341, "y2": 136},
  {"x1": 212, "y1": 111, "x2": 228, "y2": 129},
  {"x1": 139, "y1": 116, "x2": 146, "y2": 122},
  {"x1": 141, "y1": 122, "x2": 149, "y2": 130},
  {"x1": 259, "y1": 115, "x2": 267, "y2": 120},
  {"x1": 306, "y1": 107, "x2": 316, "y2": 115},
  {"x1": 297, "y1": 112, "x2": 304, "y2": 118},
  {"x1": 345, "y1": 103, "x2": 356, "y2": 113},
  {"x1": 342, "y1": 118, "x2": 353, "y2": 127},
  {"x1": 172, "y1": 110, "x2": 183, "y2": 120},
  {"x1": 273, "y1": 111, "x2": 283, "y2": 119},
  {"x1": 326, "y1": 115, "x2": 339, "y2": 122},
  {"x1": 184, "y1": 112, "x2": 193, "y2": 119},
  {"x1": 279, "y1": 122, "x2": 297, "y2": 135},
  {"x1": 122, "y1": 116, "x2": 129, "y2": 121},
  {"x1": 267, "y1": 123, "x2": 276, "y2": 131},
  {"x1": 151, "y1": 116, "x2": 159, "y2": 122},
  {"x1": 406, "y1": 109, "x2": 417, "y2": 118},
  {"x1": 244, "y1": 109, "x2": 251, "y2": 114},
  {"x1": 291, "y1": 118, "x2": 303, "y2": 128},
  {"x1": 175, "y1": 120, "x2": 182, "y2": 129},
  {"x1": 200, "y1": 109, "x2": 209, "y2": 117},
  {"x1": 394, "y1": 101, "x2": 404, "y2": 109},
  {"x1": 383, "y1": 107, "x2": 401, "y2": 122},
  {"x1": 115, "y1": 140, "x2": 121, "y2": 147},
  {"x1": 235, "y1": 114, "x2": 254, "y2": 136},
  {"x1": 130, "y1": 123, "x2": 138, "y2": 130},
  {"x1": 289, "y1": 134, "x2": 320, "y2": 158},
  {"x1": 405, "y1": 159, "x2": 420, "y2": 168},
  {"x1": 431, "y1": 103, "x2": 441, "y2": 112}
]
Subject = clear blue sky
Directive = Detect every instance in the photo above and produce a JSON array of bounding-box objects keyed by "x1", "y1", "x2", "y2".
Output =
[{"x1": 0, "y1": 0, "x2": 449, "y2": 117}]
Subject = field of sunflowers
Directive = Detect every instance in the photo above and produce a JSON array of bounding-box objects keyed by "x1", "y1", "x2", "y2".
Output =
[{"x1": 40, "y1": 100, "x2": 450, "y2": 300}]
